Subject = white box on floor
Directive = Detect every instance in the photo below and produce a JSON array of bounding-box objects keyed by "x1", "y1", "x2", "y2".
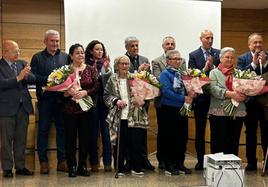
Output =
[{"x1": 204, "y1": 153, "x2": 245, "y2": 187}]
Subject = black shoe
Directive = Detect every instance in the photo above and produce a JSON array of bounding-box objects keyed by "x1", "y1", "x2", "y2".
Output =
[
  {"x1": 3, "y1": 170, "x2": 13, "y2": 178},
  {"x1": 16, "y1": 168, "x2": 34, "y2": 176},
  {"x1": 165, "y1": 163, "x2": 180, "y2": 175},
  {"x1": 195, "y1": 162, "x2": 203, "y2": 170},
  {"x1": 245, "y1": 163, "x2": 257, "y2": 171},
  {"x1": 177, "y1": 164, "x2": 192, "y2": 174},
  {"x1": 158, "y1": 161, "x2": 166, "y2": 170},
  {"x1": 143, "y1": 160, "x2": 155, "y2": 171},
  {"x1": 77, "y1": 166, "x2": 90, "y2": 176},
  {"x1": 68, "y1": 166, "x2": 77, "y2": 177}
]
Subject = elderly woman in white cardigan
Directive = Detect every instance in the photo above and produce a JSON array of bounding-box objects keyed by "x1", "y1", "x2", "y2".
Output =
[
  {"x1": 103, "y1": 55, "x2": 148, "y2": 176},
  {"x1": 209, "y1": 47, "x2": 247, "y2": 155}
]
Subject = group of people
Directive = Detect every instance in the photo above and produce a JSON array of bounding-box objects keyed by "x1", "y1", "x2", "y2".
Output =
[
  {"x1": 0, "y1": 28, "x2": 268, "y2": 178},
  {"x1": 152, "y1": 30, "x2": 268, "y2": 175}
]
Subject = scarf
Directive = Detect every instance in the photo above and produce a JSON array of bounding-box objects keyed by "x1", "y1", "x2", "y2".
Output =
[
  {"x1": 87, "y1": 58, "x2": 104, "y2": 73},
  {"x1": 217, "y1": 63, "x2": 234, "y2": 91},
  {"x1": 168, "y1": 66, "x2": 185, "y2": 95}
]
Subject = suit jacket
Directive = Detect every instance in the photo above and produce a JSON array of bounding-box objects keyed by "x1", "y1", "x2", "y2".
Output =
[
  {"x1": 125, "y1": 53, "x2": 150, "y2": 73},
  {"x1": 237, "y1": 51, "x2": 268, "y2": 75},
  {"x1": 152, "y1": 54, "x2": 187, "y2": 80},
  {"x1": 188, "y1": 47, "x2": 220, "y2": 74},
  {"x1": 0, "y1": 58, "x2": 35, "y2": 116},
  {"x1": 152, "y1": 54, "x2": 167, "y2": 79}
]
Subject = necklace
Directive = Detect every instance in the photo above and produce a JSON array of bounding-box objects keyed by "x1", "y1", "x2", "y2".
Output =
[{"x1": 71, "y1": 63, "x2": 86, "y2": 71}]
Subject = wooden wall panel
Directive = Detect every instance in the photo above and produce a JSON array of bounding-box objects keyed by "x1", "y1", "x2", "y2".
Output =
[
  {"x1": 221, "y1": 31, "x2": 251, "y2": 57},
  {"x1": 1, "y1": 1, "x2": 268, "y2": 162},
  {"x1": 2, "y1": 0, "x2": 61, "y2": 24},
  {"x1": 264, "y1": 9, "x2": 268, "y2": 44},
  {"x1": 0, "y1": 0, "x2": 2, "y2": 56},
  {"x1": 2, "y1": 23, "x2": 61, "y2": 49},
  {"x1": 222, "y1": 9, "x2": 263, "y2": 32},
  {"x1": 20, "y1": 49, "x2": 42, "y2": 63}
]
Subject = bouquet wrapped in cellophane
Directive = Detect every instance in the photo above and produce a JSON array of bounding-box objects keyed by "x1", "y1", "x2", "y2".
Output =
[
  {"x1": 224, "y1": 69, "x2": 267, "y2": 116},
  {"x1": 128, "y1": 71, "x2": 161, "y2": 106},
  {"x1": 179, "y1": 68, "x2": 210, "y2": 116},
  {"x1": 44, "y1": 65, "x2": 93, "y2": 111}
]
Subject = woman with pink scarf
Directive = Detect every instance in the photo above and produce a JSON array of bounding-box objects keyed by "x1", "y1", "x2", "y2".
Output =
[{"x1": 208, "y1": 47, "x2": 247, "y2": 155}]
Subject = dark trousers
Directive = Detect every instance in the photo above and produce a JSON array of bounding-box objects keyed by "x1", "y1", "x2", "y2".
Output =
[
  {"x1": 141, "y1": 101, "x2": 150, "y2": 167},
  {"x1": 193, "y1": 95, "x2": 210, "y2": 163},
  {"x1": 89, "y1": 100, "x2": 112, "y2": 166},
  {"x1": 0, "y1": 105, "x2": 29, "y2": 170},
  {"x1": 245, "y1": 99, "x2": 266, "y2": 163},
  {"x1": 161, "y1": 105, "x2": 188, "y2": 165},
  {"x1": 128, "y1": 128, "x2": 144, "y2": 171},
  {"x1": 37, "y1": 99, "x2": 65, "y2": 163},
  {"x1": 64, "y1": 112, "x2": 90, "y2": 168},
  {"x1": 209, "y1": 115, "x2": 244, "y2": 155},
  {"x1": 113, "y1": 120, "x2": 128, "y2": 172},
  {"x1": 156, "y1": 106, "x2": 165, "y2": 163}
]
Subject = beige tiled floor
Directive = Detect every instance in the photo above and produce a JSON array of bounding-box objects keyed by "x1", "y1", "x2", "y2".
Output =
[{"x1": 1, "y1": 152, "x2": 268, "y2": 187}]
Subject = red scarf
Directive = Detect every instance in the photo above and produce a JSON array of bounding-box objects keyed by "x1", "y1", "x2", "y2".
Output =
[{"x1": 217, "y1": 63, "x2": 234, "y2": 91}]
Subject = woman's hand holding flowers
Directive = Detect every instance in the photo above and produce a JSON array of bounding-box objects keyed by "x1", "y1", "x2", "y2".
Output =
[
  {"x1": 72, "y1": 90, "x2": 88, "y2": 100},
  {"x1": 226, "y1": 90, "x2": 247, "y2": 102}
]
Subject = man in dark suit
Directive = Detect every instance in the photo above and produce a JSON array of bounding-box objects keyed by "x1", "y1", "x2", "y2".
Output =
[
  {"x1": 237, "y1": 33, "x2": 268, "y2": 171},
  {"x1": 124, "y1": 36, "x2": 151, "y2": 73},
  {"x1": 123, "y1": 36, "x2": 155, "y2": 171},
  {"x1": 188, "y1": 30, "x2": 220, "y2": 170},
  {"x1": 0, "y1": 40, "x2": 35, "y2": 177}
]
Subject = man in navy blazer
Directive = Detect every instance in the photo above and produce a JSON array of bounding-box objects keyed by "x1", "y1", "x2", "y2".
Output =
[
  {"x1": 188, "y1": 30, "x2": 220, "y2": 170},
  {"x1": 237, "y1": 33, "x2": 268, "y2": 171},
  {"x1": 0, "y1": 40, "x2": 35, "y2": 177}
]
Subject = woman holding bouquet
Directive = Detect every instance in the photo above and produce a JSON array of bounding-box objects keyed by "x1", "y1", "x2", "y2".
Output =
[
  {"x1": 85, "y1": 40, "x2": 113, "y2": 172},
  {"x1": 159, "y1": 50, "x2": 193, "y2": 175},
  {"x1": 63, "y1": 44, "x2": 99, "y2": 177},
  {"x1": 104, "y1": 55, "x2": 149, "y2": 176},
  {"x1": 209, "y1": 47, "x2": 247, "y2": 155}
]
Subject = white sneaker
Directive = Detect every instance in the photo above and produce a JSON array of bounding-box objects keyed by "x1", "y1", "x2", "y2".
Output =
[
  {"x1": 131, "y1": 170, "x2": 144, "y2": 176},
  {"x1": 117, "y1": 172, "x2": 125, "y2": 177}
]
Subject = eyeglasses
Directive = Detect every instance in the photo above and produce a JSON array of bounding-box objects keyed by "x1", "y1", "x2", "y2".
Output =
[
  {"x1": 119, "y1": 62, "x2": 130, "y2": 66},
  {"x1": 169, "y1": 58, "x2": 182, "y2": 61},
  {"x1": 223, "y1": 56, "x2": 234, "y2": 60}
]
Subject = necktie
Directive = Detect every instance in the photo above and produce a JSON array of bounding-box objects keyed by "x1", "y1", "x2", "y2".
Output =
[
  {"x1": 132, "y1": 56, "x2": 139, "y2": 71},
  {"x1": 205, "y1": 51, "x2": 210, "y2": 61},
  {"x1": 11, "y1": 63, "x2": 17, "y2": 75}
]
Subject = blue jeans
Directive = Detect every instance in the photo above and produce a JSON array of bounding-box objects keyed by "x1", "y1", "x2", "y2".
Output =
[
  {"x1": 37, "y1": 99, "x2": 65, "y2": 163},
  {"x1": 89, "y1": 100, "x2": 112, "y2": 166}
]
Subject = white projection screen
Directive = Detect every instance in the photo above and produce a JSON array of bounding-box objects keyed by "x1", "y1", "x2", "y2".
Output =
[{"x1": 64, "y1": 0, "x2": 221, "y2": 66}]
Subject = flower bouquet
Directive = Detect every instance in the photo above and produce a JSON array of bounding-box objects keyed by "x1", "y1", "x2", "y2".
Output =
[
  {"x1": 179, "y1": 68, "x2": 210, "y2": 116},
  {"x1": 224, "y1": 69, "x2": 266, "y2": 116},
  {"x1": 128, "y1": 71, "x2": 161, "y2": 106},
  {"x1": 45, "y1": 65, "x2": 76, "y2": 91},
  {"x1": 44, "y1": 65, "x2": 93, "y2": 111}
]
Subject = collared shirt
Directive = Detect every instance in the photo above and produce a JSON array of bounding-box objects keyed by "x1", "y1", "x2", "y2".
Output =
[
  {"x1": 201, "y1": 47, "x2": 211, "y2": 60},
  {"x1": 250, "y1": 51, "x2": 268, "y2": 71}
]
